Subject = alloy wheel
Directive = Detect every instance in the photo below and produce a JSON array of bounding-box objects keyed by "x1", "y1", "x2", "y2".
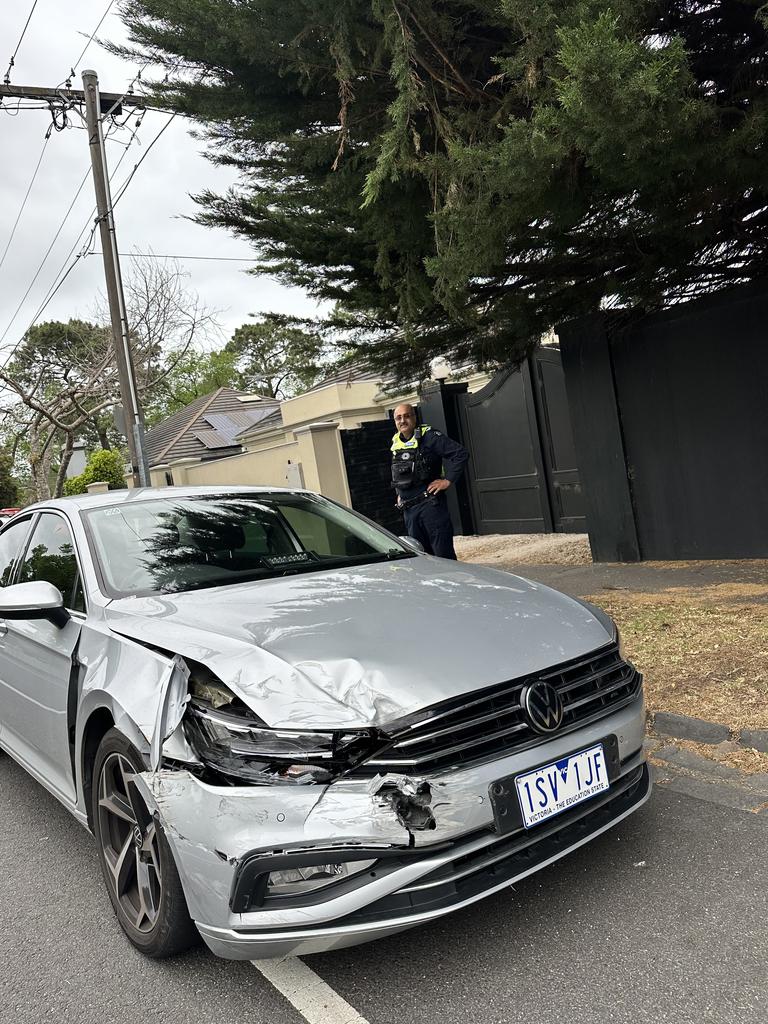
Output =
[{"x1": 97, "y1": 752, "x2": 162, "y2": 933}]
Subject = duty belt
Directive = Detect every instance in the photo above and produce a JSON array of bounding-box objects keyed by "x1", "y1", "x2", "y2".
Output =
[{"x1": 398, "y1": 491, "x2": 435, "y2": 511}]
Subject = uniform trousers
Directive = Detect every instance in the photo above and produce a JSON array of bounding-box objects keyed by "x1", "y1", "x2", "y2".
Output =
[{"x1": 403, "y1": 494, "x2": 457, "y2": 559}]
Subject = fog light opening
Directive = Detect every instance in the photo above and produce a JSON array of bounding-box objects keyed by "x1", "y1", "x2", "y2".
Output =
[{"x1": 266, "y1": 859, "x2": 377, "y2": 897}]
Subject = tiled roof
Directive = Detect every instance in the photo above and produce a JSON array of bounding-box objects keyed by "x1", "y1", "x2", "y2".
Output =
[{"x1": 144, "y1": 388, "x2": 280, "y2": 466}]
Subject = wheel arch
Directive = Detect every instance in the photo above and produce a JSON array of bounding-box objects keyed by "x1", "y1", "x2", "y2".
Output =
[{"x1": 81, "y1": 707, "x2": 115, "y2": 831}]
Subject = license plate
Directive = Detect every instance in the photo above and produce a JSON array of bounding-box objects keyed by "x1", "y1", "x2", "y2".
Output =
[{"x1": 514, "y1": 742, "x2": 609, "y2": 829}]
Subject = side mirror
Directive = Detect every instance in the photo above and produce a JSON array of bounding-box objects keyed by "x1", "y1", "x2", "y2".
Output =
[
  {"x1": 399, "y1": 536, "x2": 426, "y2": 554},
  {"x1": 0, "y1": 581, "x2": 71, "y2": 628}
]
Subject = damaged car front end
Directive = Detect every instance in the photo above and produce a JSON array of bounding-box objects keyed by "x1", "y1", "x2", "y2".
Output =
[
  {"x1": 0, "y1": 487, "x2": 650, "y2": 960},
  {"x1": 135, "y1": 636, "x2": 647, "y2": 960}
]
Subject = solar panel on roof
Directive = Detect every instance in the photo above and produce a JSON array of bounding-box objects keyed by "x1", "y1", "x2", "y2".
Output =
[
  {"x1": 234, "y1": 409, "x2": 282, "y2": 441},
  {"x1": 203, "y1": 407, "x2": 278, "y2": 445},
  {"x1": 194, "y1": 429, "x2": 234, "y2": 450},
  {"x1": 220, "y1": 410, "x2": 264, "y2": 429}
]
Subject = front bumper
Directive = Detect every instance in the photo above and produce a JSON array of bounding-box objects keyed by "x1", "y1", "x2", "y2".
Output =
[{"x1": 137, "y1": 693, "x2": 649, "y2": 959}]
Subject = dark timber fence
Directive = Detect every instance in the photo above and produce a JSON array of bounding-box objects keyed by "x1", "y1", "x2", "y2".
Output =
[
  {"x1": 340, "y1": 419, "x2": 403, "y2": 535},
  {"x1": 558, "y1": 284, "x2": 768, "y2": 561}
]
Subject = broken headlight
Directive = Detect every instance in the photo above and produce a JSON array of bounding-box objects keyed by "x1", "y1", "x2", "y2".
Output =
[
  {"x1": 267, "y1": 860, "x2": 376, "y2": 896},
  {"x1": 183, "y1": 696, "x2": 380, "y2": 785}
]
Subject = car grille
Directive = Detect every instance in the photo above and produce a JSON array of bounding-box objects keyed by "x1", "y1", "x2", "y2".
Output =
[{"x1": 360, "y1": 644, "x2": 641, "y2": 775}]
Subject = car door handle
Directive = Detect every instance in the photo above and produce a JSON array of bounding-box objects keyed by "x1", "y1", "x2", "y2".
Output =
[{"x1": 0, "y1": 618, "x2": 7, "y2": 637}]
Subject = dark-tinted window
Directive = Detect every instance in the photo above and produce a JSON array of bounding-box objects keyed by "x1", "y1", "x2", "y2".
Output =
[
  {"x1": 0, "y1": 518, "x2": 32, "y2": 586},
  {"x1": 18, "y1": 514, "x2": 83, "y2": 609}
]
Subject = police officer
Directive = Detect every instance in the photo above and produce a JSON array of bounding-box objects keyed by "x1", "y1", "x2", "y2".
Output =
[{"x1": 390, "y1": 403, "x2": 469, "y2": 559}]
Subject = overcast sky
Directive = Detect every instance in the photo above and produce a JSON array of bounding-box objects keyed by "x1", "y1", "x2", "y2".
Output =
[{"x1": 0, "y1": 1, "x2": 321, "y2": 358}]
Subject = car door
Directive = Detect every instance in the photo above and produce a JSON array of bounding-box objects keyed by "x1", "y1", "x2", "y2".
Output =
[
  {"x1": 0, "y1": 514, "x2": 36, "y2": 744},
  {"x1": 0, "y1": 511, "x2": 85, "y2": 804}
]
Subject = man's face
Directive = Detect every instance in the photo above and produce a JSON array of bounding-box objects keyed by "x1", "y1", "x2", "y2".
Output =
[{"x1": 394, "y1": 405, "x2": 417, "y2": 439}]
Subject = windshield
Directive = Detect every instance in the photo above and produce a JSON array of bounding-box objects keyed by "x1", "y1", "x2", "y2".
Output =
[{"x1": 83, "y1": 492, "x2": 414, "y2": 598}]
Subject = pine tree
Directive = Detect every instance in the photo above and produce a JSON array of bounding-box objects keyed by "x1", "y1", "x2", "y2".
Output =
[{"x1": 117, "y1": 1, "x2": 768, "y2": 379}]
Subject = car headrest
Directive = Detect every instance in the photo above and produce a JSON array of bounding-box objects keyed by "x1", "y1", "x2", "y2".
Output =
[{"x1": 187, "y1": 514, "x2": 245, "y2": 553}]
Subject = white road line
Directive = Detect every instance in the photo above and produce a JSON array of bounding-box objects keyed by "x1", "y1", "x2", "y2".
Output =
[{"x1": 252, "y1": 956, "x2": 371, "y2": 1024}]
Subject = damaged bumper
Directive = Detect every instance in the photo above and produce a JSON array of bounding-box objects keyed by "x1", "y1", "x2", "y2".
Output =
[{"x1": 136, "y1": 694, "x2": 649, "y2": 959}]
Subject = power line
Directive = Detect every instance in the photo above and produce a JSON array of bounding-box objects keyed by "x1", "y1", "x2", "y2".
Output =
[
  {"x1": 17, "y1": 212, "x2": 103, "y2": 349},
  {"x1": 1, "y1": 102, "x2": 54, "y2": 112},
  {"x1": 99, "y1": 56, "x2": 190, "y2": 132},
  {"x1": 101, "y1": 60, "x2": 152, "y2": 122},
  {"x1": 0, "y1": 167, "x2": 91, "y2": 346},
  {"x1": 0, "y1": 128, "x2": 52, "y2": 273},
  {"x1": 1, "y1": 116, "x2": 148, "y2": 364},
  {"x1": 3, "y1": 0, "x2": 40, "y2": 85},
  {"x1": 0, "y1": 85, "x2": 184, "y2": 365},
  {"x1": 72, "y1": 0, "x2": 115, "y2": 73},
  {"x1": 111, "y1": 112, "x2": 176, "y2": 206},
  {"x1": 99, "y1": 252, "x2": 255, "y2": 262}
]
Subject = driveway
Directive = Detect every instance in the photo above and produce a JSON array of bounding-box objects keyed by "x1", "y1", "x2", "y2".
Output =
[{"x1": 1, "y1": 752, "x2": 766, "y2": 1024}]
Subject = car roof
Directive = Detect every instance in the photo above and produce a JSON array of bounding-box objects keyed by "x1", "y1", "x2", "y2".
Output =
[{"x1": 24, "y1": 485, "x2": 307, "y2": 514}]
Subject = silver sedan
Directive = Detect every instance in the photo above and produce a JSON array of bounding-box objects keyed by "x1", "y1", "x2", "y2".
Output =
[{"x1": 0, "y1": 487, "x2": 649, "y2": 959}]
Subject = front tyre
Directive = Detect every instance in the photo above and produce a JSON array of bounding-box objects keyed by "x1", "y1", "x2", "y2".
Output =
[{"x1": 91, "y1": 728, "x2": 199, "y2": 958}]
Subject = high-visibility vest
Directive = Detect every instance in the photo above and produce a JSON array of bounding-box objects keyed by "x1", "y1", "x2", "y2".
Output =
[
  {"x1": 390, "y1": 425, "x2": 442, "y2": 489},
  {"x1": 390, "y1": 424, "x2": 431, "y2": 452}
]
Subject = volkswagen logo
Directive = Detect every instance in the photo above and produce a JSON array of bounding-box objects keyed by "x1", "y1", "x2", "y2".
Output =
[
  {"x1": 132, "y1": 824, "x2": 144, "y2": 849},
  {"x1": 521, "y1": 681, "x2": 564, "y2": 734}
]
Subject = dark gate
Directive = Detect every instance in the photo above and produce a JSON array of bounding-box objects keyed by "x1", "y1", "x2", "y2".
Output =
[
  {"x1": 558, "y1": 284, "x2": 768, "y2": 560},
  {"x1": 531, "y1": 348, "x2": 587, "y2": 532},
  {"x1": 458, "y1": 350, "x2": 586, "y2": 535}
]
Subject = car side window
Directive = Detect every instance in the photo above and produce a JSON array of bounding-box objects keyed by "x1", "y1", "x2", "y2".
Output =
[
  {"x1": 17, "y1": 513, "x2": 83, "y2": 610},
  {"x1": 0, "y1": 518, "x2": 32, "y2": 586}
]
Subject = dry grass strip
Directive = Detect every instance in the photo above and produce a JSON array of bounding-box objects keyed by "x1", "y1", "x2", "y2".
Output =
[{"x1": 585, "y1": 587, "x2": 768, "y2": 732}]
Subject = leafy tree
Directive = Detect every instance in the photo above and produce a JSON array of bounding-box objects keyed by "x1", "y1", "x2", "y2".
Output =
[
  {"x1": 143, "y1": 347, "x2": 240, "y2": 425},
  {"x1": 0, "y1": 452, "x2": 19, "y2": 507},
  {"x1": 226, "y1": 315, "x2": 325, "y2": 398},
  {"x1": 63, "y1": 449, "x2": 127, "y2": 496},
  {"x1": 0, "y1": 319, "x2": 123, "y2": 500},
  {"x1": 0, "y1": 258, "x2": 217, "y2": 499},
  {"x1": 144, "y1": 315, "x2": 325, "y2": 423},
  {"x1": 117, "y1": 1, "x2": 768, "y2": 379}
]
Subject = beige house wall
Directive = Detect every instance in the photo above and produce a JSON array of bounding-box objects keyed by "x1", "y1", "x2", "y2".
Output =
[
  {"x1": 144, "y1": 369, "x2": 493, "y2": 502},
  {"x1": 237, "y1": 372, "x2": 493, "y2": 454},
  {"x1": 181, "y1": 442, "x2": 300, "y2": 489},
  {"x1": 280, "y1": 380, "x2": 383, "y2": 429},
  {"x1": 294, "y1": 422, "x2": 351, "y2": 505},
  {"x1": 243, "y1": 411, "x2": 387, "y2": 455}
]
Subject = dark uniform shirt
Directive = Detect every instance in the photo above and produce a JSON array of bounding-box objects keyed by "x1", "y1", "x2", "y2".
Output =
[{"x1": 392, "y1": 426, "x2": 469, "y2": 502}]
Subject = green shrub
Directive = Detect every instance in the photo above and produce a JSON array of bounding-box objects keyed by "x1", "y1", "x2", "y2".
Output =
[{"x1": 63, "y1": 449, "x2": 127, "y2": 496}]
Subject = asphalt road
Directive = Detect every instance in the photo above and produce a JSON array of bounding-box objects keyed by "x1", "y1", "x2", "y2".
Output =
[{"x1": 1, "y1": 752, "x2": 766, "y2": 1024}]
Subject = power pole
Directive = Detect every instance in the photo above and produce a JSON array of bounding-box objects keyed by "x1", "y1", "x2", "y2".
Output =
[
  {"x1": 0, "y1": 76, "x2": 151, "y2": 487},
  {"x1": 0, "y1": 82, "x2": 138, "y2": 115},
  {"x1": 81, "y1": 69, "x2": 149, "y2": 487}
]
